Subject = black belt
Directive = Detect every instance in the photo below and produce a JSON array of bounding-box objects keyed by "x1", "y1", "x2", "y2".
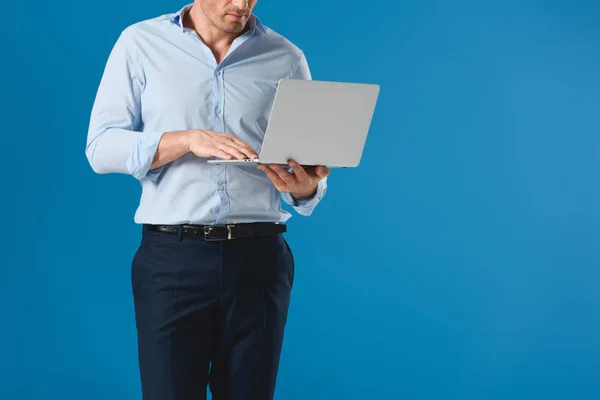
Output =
[{"x1": 143, "y1": 222, "x2": 286, "y2": 241}]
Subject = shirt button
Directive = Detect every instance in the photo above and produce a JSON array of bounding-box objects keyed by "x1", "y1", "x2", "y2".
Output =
[
  {"x1": 216, "y1": 107, "x2": 222, "y2": 115},
  {"x1": 218, "y1": 185, "x2": 225, "y2": 191}
]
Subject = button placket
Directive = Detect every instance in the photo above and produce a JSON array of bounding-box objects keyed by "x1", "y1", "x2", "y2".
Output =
[{"x1": 213, "y1": 67, "x2": 229, "y2": 223}]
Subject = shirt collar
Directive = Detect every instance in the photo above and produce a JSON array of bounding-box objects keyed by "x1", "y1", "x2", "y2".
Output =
[
  {"x1": 167, "y1": 3, "x2": 266, "y2": 35},
  {"x1": 167, "y1": 3, "x2": 192, "y2": 32},
  {"x1": 251, "y1": 15, "x2": 267, "y2": 34}
]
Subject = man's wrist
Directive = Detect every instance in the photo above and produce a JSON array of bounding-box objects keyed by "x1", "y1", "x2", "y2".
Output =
[
  {"x1": 290, "y1": 186, "x2": 317, "y2": 201},
  {"x1": 180, "y1": 130, "x2": 194, "y2": 153}
]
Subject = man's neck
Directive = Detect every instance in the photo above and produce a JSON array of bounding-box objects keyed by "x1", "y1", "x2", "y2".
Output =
[{"x1": 184, "y1": 4, "x2": 249, "y2": 61}]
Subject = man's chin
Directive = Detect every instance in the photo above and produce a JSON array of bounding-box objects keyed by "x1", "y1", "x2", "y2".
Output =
[
  {"x1": 219, "y1": 16, "x2": 247, "y2": 33},
  {"x1": 222, "y1": 23, "x2": 245, "y2": 34}
]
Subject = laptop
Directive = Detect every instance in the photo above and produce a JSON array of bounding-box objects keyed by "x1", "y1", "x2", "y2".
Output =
[{"x1": 207, "y1": 79, "x2": 380, "y2": 167}]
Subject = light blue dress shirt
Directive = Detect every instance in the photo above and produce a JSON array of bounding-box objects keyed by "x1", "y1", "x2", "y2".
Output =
[{"x1": 86, "y1": 4, "x2": 327, "y2": 225}]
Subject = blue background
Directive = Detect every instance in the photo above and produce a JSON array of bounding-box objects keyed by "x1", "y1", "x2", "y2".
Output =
[{"x1": 2, "y1": 0, "x2": 599, "y2": 399}]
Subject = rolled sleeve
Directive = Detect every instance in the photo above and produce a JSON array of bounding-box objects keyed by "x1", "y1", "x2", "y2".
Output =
[
  {"x1": 86, "y1": 27, "x2": 163, "y2": 182},
  {"x1": 281, "y1": 177, "x2": 328, "y2": 216},
  {"x1": 126, "y1": 130, "x2": 167, "y2": 181}
]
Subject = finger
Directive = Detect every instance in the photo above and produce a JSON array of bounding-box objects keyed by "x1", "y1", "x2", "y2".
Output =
[
  {"x1": 287, "y1": 160, "x2": 310, "y2": 183},
  {"x1": 215, "y1": 135, "x2": 254, "y2": 156},
  {"x1": 316, "y1": 166, "x2": 330, "y2": 178},
  {"x1": 214, "y1": 148, "x2": 234, "y2": 160},
  {"x1": 259, "y1": 165, "x2": 288, "y2": 191},
  {"x1": 213, "y1": 132, "x2": 253, "y2": 151},
  {"x1": 227, "y1": 134, "x2": 253, "y2": 149},
  {"x1": 269, "y1": 164, "x2": 298, "y2": 186},
  {"x1": 227, "y1": 141, "x2": 258, "y2": 159},
  {"x1": 228, "y1": 137, "x2": 258, "y2": 156},
  {"x1": 220, "y1": 134, "x2": 259, "y2": 159},
  {"x1": 217, "y1": 143, "x2": 247, "y2": 160},
  {"x1": 231, "y1": 144, "x2": 258, "y2": 159}
]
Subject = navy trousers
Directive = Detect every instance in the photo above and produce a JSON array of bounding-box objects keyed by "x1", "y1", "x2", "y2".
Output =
[{"x1": 131, "y1": 227, "x2": 295, "y2": 400}]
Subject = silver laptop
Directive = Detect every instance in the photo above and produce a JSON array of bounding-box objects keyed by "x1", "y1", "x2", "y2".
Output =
[{"x1": 207, "y1": 79, "x2": 380, "y2": 167}]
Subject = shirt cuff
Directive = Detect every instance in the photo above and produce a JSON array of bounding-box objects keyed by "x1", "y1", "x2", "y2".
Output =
[
  {"x1": 281, "y1": 178, "x2": 327, "y2": 216},
  {"x1": 126, "y1": 130, "x2": 167, "y2": 182}
]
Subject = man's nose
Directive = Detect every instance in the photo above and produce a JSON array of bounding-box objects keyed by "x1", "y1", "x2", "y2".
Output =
[{"x1": 231, "y1": 0, "x2": 248, "y2": 9}]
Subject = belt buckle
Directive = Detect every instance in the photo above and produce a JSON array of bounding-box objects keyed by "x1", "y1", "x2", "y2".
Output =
[{"x1": 203, "y1": 225, "x2": 234, "y2": 241}]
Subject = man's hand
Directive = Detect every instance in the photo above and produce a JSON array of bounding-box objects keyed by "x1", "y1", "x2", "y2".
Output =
[
  {"x1": 258, "y1": 160, "x2": 330, "y2": 200},
  {"x1": 186, "y1": 129, "x2": 258, "y2": 160},
  {"x1": 150, "y1": 129, "x2": 258, "y2": 172}
]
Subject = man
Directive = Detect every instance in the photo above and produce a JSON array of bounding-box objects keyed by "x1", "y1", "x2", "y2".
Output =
[{"x1": 85, "y1": 1, "x2": 329, "y2": 399}]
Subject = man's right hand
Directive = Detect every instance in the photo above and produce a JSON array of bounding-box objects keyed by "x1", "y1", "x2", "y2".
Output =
[
  {"x1": 149, "y1": 129, "x2": 258, "y2": 173},
  {"x1": 186, "y1": 129, "x2": 258, "y2": 160}
]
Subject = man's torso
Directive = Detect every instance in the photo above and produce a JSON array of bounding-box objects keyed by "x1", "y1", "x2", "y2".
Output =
[{"x1": 122, "y1": 6, "x2": 307, "y2": 225}]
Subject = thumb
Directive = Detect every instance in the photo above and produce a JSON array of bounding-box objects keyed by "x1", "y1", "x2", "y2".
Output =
[{"x1": 316, "y1": 166, "x2": 329, "y2": 177}]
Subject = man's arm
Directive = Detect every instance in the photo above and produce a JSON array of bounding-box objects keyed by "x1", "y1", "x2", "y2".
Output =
[
  {"x1": 85, "y1": 28, "x2": 257, "y2": 181},
  {"x1": 85, "y1": 27, "x2": 167, "y2": 181},
  {"x1": 279, "y1": 51, "x2": 328, "y2": 216}
]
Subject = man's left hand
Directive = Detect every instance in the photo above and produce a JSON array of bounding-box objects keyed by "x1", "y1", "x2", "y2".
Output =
[{"x1": 258, "y1": 160, "x2": 330, "y2": 200}]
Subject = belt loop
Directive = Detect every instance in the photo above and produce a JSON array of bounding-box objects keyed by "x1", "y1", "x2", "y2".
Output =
[{"x1": 177, "y1": 225, "x2": 183, "y2": 241}]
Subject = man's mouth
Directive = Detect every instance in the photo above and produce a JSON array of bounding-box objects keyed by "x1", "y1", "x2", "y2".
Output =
[{"x1": 227, "y1": 13, "x2": 246, "y2": 20}]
